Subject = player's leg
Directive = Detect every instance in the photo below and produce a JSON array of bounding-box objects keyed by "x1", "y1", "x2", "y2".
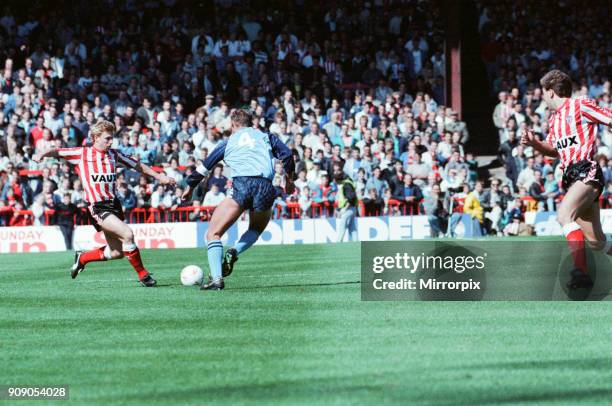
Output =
[
  {"x1": 222, "y1": 178, "x2": 276, "y2": 278},
  {"x1": 223, "y1": 209, "x2": 271, "y2": 277},
  {"x1": 238, "y1": 209, "x2": 271, "y2": 253},
  {"x1": 576, "y1": 202, "x2": 612, "y2": 255},
  {"x1": 556, "y1": 181, "x2": 600, "y2": 287},
  {"x1": 203, "y1": 197, "x2": 244, "y2": 288},
  {"x1": 71, "y1": 222, "x2": 123, "y2": 278},
  {"x1": 71, "y1": 208, "x2": 110, "y2": 278},
  {"x1": 99, "y1": 215, "x2": 156, "y2": 286}
]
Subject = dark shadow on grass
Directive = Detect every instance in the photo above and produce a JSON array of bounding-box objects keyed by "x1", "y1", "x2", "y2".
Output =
[
  {"x1": 143, "y1": 281, "x2": 360, "y2": 290},
  {"x1": 462, "y1": 357, "x2": 612, "y2": 372},
  {"x1": 93, "y1": 375, "x2": 612, "y2": 405},
  {"x1": 228, "y1": 280, "x2": 361, "y2": 290},
  {"x1": 462, "y1": 388, "x2": 612, "y2": 405}
]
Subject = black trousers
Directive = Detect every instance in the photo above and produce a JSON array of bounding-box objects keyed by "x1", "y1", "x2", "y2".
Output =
[{"x1": 59, "y1": 224, "x2": 74, "y2": 250}]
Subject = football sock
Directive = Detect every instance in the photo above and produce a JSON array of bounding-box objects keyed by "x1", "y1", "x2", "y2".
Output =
[
  {"x1": 79, "y1": 246, "x2": 108, "y2": 266},
  {"x1": 123, "y1": 242, "x2": 149, "y2": 280},
  {"x1": 234, "y1": 229, "x2": 260, "y2": 255},
  {"x1": 563, "y1": 222, "x2": 587, "y2": 273},
  {"x1": 207, "y1": 240, "x2": 223, "y2": 281}
]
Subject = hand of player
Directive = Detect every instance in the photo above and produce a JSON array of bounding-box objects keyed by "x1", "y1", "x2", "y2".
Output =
[
  {"x1": 181, "y1": 185, "x2": 193, "y2": 201},
  {"x1": 520, "y1": 129, "x2": 536, "y2": 146},
  {"x1": 158, "y1": 174, "x2": 176, "y2": 186}
]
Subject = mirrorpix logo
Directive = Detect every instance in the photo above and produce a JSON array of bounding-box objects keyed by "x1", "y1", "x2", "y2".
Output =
[{"x1": 370, "y1": 243, "x2": 488, "y2": 300}]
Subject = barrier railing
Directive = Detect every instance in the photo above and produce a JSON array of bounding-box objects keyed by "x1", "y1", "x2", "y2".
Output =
[{"x1": 0, "y1": 194, "x2": 609, "y2": 227}]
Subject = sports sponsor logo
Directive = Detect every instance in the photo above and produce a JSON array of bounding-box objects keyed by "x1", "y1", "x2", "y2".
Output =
[
  {"x1": 0, "y1": 227, "x2": 66, "y2": 253},
  {"x1": 555, "y1": 135, "x2": 578, "y2": 149},
  {"x1": 73, "y1": 222, "x2": 197, "y2": 251},
  {"x1": 90, "y1": 173, "x2": 117, "y2": 183}
]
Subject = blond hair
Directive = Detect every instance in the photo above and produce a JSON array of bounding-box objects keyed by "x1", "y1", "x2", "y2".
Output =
[
  {"x1": 230, "y1": 109, "x2": 253, "y2": 128},
  {"x1": 90, "y1": 120, "x2": 116, "y2": 140}
]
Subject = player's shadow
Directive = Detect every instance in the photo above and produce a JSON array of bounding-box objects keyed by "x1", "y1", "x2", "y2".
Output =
[
  {"x1": 228, "y1": 280, "x2": 361, "y2": 290},
  {"x1": 161, "y1": 280, "x2": 360, "y2": 290}
]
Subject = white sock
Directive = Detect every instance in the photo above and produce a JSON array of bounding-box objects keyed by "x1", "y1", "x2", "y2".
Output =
[
  {"x1": 562, "y1": 222, "x2": 581, "y2": 237},
  {"x1": 103, "y1": 245, "x2": 113, "y2": 260}
]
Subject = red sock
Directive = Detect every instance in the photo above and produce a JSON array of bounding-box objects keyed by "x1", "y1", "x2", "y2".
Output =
[
  {"x1": 124, "y1": 248, "x2": 149, "y2": 279},
  {"x1": 79, "y1": 246, "x2": 107, "y2": 266},
  {"x1": 565, "y1": 225, "x2": 587, "y2": 273}
]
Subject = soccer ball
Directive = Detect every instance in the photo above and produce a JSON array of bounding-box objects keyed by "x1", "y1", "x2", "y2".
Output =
[{"x1": 180, "y1": 265, "x2": 204, "y2": 286}]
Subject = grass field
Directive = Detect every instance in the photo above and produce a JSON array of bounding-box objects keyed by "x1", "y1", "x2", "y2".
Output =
[{"x1": 1, "y1": 242, "x2": 612, "y2": 405}]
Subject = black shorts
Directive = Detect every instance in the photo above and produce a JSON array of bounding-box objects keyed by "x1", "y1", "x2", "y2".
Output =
[
  {"x1": 562, "y1": 160, "x2": 605, "y2": 200},
  {"x1": 230, "y1": 176, "x2": 276, "y2": 212},
  {"x1": 87, "y1": 198, "x2": 125, "y2": 231}
]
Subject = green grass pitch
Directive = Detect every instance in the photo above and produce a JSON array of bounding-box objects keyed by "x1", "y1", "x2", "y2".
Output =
[{"x1": 1, "y1": 242, "x2": 611, "y2": 405}]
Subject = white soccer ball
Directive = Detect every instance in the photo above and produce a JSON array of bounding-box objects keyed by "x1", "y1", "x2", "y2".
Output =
[{"x1": 180, "y1": 265, "x2": 204, "y2": 286}]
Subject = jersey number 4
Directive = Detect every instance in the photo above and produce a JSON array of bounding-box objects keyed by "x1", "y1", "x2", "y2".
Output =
[{"x1": 238, "y1": 132, "x2": 256, "y2": 149}]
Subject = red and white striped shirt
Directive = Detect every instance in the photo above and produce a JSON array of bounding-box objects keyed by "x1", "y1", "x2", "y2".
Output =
[
  {"x1": 57, "y1": 147, "x2": 139, "y2": 203},
  {"x1": 546, "y1": 97, "x2": 612, "y2": 168}
]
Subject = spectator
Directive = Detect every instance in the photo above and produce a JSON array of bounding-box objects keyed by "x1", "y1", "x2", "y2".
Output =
[
  {"x1": 528, "y1": 170, "x2": 547, "y2": 211},
  {"x1": 206, "y1": 164, "x2": 228, "y2": 193},
  {"x1": 543, "y1": 171, "x2": 560, "y2": 212},
  {"x1": 298, "y1": 186, "x2": 313, "y2": 218},
  {"x1": 463, "y1": 181, "x2": 484, "y2": 234},
  {"x1": 203, "y1": 184, "x2": 226, "y2": 207},
  {"x1": 395, "y1": 174, "x2": 423, "y2": 215},
  {"x1": 481, "y1": 178, "x2": 504, "y2": 235},
  {"x1": 334, "y1": 170, "x2": 358, "y2": 242},
  {"x1": 9, "y1": 201, "x2": 32, "y2": 226},
  {"x1": 117, "y1": 183, "x2": 137, "y2": 217},
  {"x1": 503, "y1": 213, "x2": 532, "y2": 237},
  {"x1": 363, "y1": 188, "x2": 384, "y2": 216},
  {"x1": 423, "y1": 183, "x2": 448, "y2": 237},
  {"x1": 54, "y1": 193, "x2": 77, "y2": 249},
  {"x1": 365, "y1": 167, "x2": 389, "y2": 199}
]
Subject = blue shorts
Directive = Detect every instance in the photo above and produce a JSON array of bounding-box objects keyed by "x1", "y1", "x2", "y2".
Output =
[{"x1": 231, "y1": 176, "x2": 276, "y2": 212}]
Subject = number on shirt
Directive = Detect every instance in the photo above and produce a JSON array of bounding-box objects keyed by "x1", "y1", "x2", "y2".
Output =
[{"x1": 238, "y1": 132, "x2": 256, "y2": 149}]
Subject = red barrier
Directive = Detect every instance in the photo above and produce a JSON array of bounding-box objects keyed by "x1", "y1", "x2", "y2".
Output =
[{"x1": 2, "y1": 196, "x2": 607, "y2": 227}]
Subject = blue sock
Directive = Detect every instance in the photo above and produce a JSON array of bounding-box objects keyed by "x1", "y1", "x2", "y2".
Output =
[
  {"x1": 206, "y1": 240, "x2": 223, "y2": 281},
  {"x1": 234, "y1": 229, "x2": 260, "y2": 255}
]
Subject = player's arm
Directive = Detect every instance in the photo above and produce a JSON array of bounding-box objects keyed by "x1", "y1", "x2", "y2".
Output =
[
  {"x1": 33, "y1": 147, "x2": 82, "y2": 164},
  {"x1": 116, "y1": 150, "x2": 176, "y2": 185},
  {"x1": 182, "y1": 140, "x2": 227, "y2": 200},
  {"x1": 269, "y1": 133, "x2": 295, "y2": 176},
  {"x1": 520, "y1": 129, "x2": 558, "y2": 158},
  {"x1": 269, "y1": 133, "x2": 296, "y2": 193},
  {"x1": 32, "y1": 149, "x2": 60, "y2": 162},
  {"x1": 138, "y1": 161, "x2": 176, "y2": 186}
]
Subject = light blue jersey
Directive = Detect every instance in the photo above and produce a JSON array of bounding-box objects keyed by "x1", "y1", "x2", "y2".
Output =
[
  {"x1": 223, "y1": 128, "x2": 275, "y2": 179},
  {"x1": 186, "y1": 126, "x2": 295, "y2": 186}
]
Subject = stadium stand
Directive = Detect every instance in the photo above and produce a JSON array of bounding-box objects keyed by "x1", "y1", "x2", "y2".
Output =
[{"x1": 0, "y1": 0, "x2": 609, "y2": 237}]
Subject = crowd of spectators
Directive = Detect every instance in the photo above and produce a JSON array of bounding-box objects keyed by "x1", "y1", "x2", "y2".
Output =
[{"x1": 2, "y1": 0, "x2": 608, "y2": 237}]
